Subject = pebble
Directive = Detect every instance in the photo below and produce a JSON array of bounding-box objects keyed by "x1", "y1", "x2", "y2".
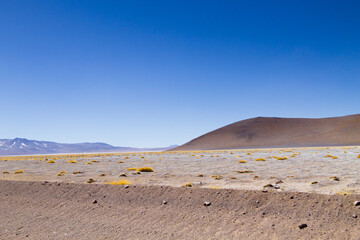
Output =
[
  {"x1": 352, "y1": 214, "x2": 357, "y2": 218},
  {"x1": 354, "y1": 201, "x2": 360, "y2": 206},
  {"x1": 93, "y1": 200, "x2": 97, "y2": 204},
  {"x1": 298, "y1": 223, "x2": 307, "y2": 229},
  {"x1": 204, "y1": 201, "x2": 211, "y2": 206},
  {"x1": 163, "y1": 201, "x2": 168, "y2": 205}
]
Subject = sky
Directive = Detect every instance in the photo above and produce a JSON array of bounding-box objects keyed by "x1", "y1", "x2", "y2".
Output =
[{"x1": 0, "y1": 0, "x2": 359, "y2": 147}]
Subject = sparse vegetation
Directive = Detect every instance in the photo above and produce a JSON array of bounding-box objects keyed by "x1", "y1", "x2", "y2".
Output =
[
  {"x1": 108, "y1": 180, "x2": 132, "y2": 185},
  {"x1": 137, "y1": 167, "x2": 154, "y2": 172},
  {"x1": 46, "y1": 160, "x2": 55, "y2": 163},
  {"x1": 238, "y1": 160, "x2": 247, "y2": 163},
  {"x1": 254, "y1": 158, "x2": 266, "y2": 161},
  {"x1": 14, "y1": 170, "x2": 23, "y2": 174},
  {"x1": 235, "y1": 170, "x2": 253, "y2": 173},
  {"x1": 57, "y1": 171, "x2": 67, "y2": 176},
  {"x1": 126, "y1": 168, "x2": 137, "y2": 171},
  {"x1": 68, "y1": 160, "x2": 77, "y2": 163},
  {"x1": 182, "y1": 182, "x2": 193, "y2": 187}
]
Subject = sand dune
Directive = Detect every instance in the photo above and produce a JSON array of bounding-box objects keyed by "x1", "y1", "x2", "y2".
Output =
[{"x1": 173, "y1": 114, "x2": 360, "y2": 151}]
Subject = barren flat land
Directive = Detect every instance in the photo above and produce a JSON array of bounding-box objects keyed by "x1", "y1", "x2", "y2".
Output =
[{"x1": 1, "y1": 146, "x2": 360, "y2": 239}]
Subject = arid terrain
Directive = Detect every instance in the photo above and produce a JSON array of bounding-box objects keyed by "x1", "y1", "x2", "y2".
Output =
[
  {"x1": 1, "y1": 146, "x2": 360, "y2": 239},
  {"x1": 174, "y1": 114, "x2": 360, "y2": 151}
]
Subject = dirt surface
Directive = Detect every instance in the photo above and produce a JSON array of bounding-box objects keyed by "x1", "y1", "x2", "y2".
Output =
[
  {"x1": 1, "y1": 146, "x2": 360, "y2": 195},
  {"x1": 1, "y1": 180, "x2": 360, "y2": 240},
  {"x1": 173, "y1": 114, "x2": 360, "y2": 151}
]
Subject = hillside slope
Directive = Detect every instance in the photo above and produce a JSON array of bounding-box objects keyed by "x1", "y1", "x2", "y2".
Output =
[{"x1": 173, "y1": 114, "x2": 360, "y2": 151}]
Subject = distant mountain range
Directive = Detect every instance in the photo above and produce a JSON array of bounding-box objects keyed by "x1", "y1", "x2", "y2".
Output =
[
  {"x1": 172, "y1": 114, "x2": 360, "y2": 151},
  {"x1": 0, "y1": 138, "x2": 177, "y2": 156}
]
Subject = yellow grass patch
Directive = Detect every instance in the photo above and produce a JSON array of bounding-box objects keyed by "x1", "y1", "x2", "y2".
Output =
[
  {"x1": 182, "y1": 182, "x2": 193, "y2": 187},
  {"x1": 68, "y1": 160, "x2": 77, "y2": 163},
  {"x1": 107, "y1": 180, "x2": 132, "y2": 185},
  {"x1": 235, "y1": 170, "x2": 253, "y2": 173},
  {"x1": 126, "y1": 168, "x2": 137, "y2": 171},
  {"x1": 14, "y1": 170, "x2": 23, "y2": 174},
  {"x1": 46, "y1": 160, "x2": 56, "y2": 163},
  {"x1": 254, "y1": 158, "x2": 266, "y2": 161},
  {"x1": 238, "y1": 160, "x2": 247, "y2": 163},
  {"x1": 57, "y1": 171, "x2": 67, "y2": 176},
  {"x1": 136, "y1": 167, "x2": 154, "y2": 172},
  {"x1": 276, "y1": 157, "x2": 288, "y2": 160}
]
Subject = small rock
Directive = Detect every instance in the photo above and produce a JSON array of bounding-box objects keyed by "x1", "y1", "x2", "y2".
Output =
[
  {"x1": 93, "y1": 200, "x2": 97, "y2": 204},
  {"x1": 290, "y1": 196, "x2": 294, "y2": 199},
  {"x1": 163, "y1": 201, "x2": 168, "y2": 205},
  {"x1": 204, "y1": 201, "x2": 211, "y2": 206},
  {"x1": 119, "y1": 173, "x2": 127, "y2": 177},
  {"x1": 354, "y1": 201, "x2": 360, "y2": 206},
  {"x1": 124, "y1": 185, "x2": 130, "y2": 189},
  {"x1": 352, "y1": 214, "x2": 357, "y2": 218},
  {"x1": 298, "y1": 223, "x2": 307, "y2": 229}
]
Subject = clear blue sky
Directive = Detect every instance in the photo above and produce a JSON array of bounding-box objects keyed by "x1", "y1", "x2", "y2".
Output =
[{"x1": 1, "y1": 1, "x2": 359, "y2": 147}]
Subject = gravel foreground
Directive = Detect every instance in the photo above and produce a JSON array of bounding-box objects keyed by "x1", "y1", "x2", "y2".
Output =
[{"x1": 1, "y1": 181, "x2": 360, "y2": 239}]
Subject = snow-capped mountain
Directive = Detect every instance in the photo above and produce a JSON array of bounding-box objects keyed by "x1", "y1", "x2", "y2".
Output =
[{"x1": 0, "y1": 138, "x2": 177, "y2": 155}]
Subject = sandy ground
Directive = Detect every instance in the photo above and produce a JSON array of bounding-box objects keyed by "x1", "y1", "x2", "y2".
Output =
[
  {"x1": 1, "y1": 146, "x2": 360, "y2": 194},
  {"x1": 1, "y1": 146, "x2": 360, "y2": 239},
  {"x1": 1, "y1": 180, "x2": 360, "y2": 240}
]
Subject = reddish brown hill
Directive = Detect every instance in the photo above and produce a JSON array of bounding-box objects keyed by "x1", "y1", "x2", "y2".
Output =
[{"x1": 173, "y1": 114, "x2": 360, "y2": 151}]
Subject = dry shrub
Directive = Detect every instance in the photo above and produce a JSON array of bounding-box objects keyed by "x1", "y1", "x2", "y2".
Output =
[
  {"x1": 117, "y1": 161, "x2": 125, "y2": 163},
  {"x1": 310, "y1": 181, "x2": 318, "y2": 185},
  {"x1": 73, "y1": 171, "x2": 84, "y2": 174},
  {"x1": 87, "y1": 178, "x2": 96, "y2": 183},
  {"x1": 2, "y1": 171, "x2": 10, "y2": 174},
  {"x1": 276, "y1": 157, "x2": 288, "y2": 160},
  {"x1": 235, "y1": 170, "x2": 253, "y2": 174},
  {"x1": 46, "y1": 160, "x2": 55, "y2": 163},
  {"x1": 182, "y1": 183, "x2": 193, "y2": 187},
  {"x1": 14, "y1": 170, "x2": 23, "y2": 174},
  {"x1": 137, "y1": 167, "x2": 154, "y2": 172},
  {"x1": 126, "y1": 167, "x2": 137, "y2": 171},
  {"x1": 329, "y1": 176, "x2": 340, "y2": 181},
  {"x1": 108, "y1": 180, "x2": 132, "y2": 185},
  {"x1": 255, "y1": 158, "x2": 266, "y2": 161},
  {"x1": 238, "y1": 160, "x2": 247, "y2": 163},
  {"x1": 68, "y1": 160, "x2": 77, "y2": 163},
  {"x1": 332, "y1": 156, "x2": 338, "y2": 159},
  {"x1": 210, "y1": 175, "x2": 223, "y2": 180},
  {"x1": 123, "y1": 156, "x2": 129, "y2": 159},
  {"x1": 325, "y1": 155, "x2": 332, "y2": 158},
  {"x1": 57, "y1": 171, "x2": 67, "y2": 176}
]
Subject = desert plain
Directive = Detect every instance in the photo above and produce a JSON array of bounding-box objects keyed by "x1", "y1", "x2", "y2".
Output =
[{"x1": 2, "y1": 146, "x2": 360, "y2": 239}]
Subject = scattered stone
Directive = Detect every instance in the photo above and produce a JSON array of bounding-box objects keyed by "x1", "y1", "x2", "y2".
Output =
[
  {"x1": 352, "y1": 214, "x2": 357, "y2": 218},
  {"x1": 354, "y1": 201, "x2": 360, "y2": 206},
  {"x1": 275, "y1": 180, "x2": 283, "y2": 184},
  {"x1": 93, "y1": 200, "x2": 97, "y2": 204},
  {"x1": 197, "y1": 174, "x2": 204, "y2": 177},
  {"x1": 163, "y1": 201, "x2": 168, "y2": 205},
  {"x1": 204, "y1": 201, "x2": 211, "y2": 206},
  {"x1": 124, "y1": 185, "x2": 130, "y2": 189},
  {"x1": 119, "y1": 173, "x2": 127, "y2": 177},
  {"x1": 290, "y1": 196, "x2": 294, "y2": 199},
  {"x1": 298, "y1": 223, "x2": 307, "y2": 229}
]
